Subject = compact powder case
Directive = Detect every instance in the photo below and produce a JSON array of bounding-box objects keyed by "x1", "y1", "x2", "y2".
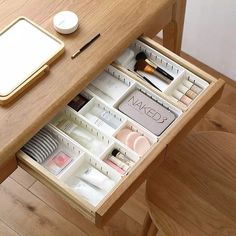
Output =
[{"x1": 53, "y1": 11, "x2": 79, "y2": 34}]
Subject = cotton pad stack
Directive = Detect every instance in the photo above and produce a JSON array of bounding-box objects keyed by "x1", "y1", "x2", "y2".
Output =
[{"x1": 22, "y1": 129, "x2": 58, "y2": 163}]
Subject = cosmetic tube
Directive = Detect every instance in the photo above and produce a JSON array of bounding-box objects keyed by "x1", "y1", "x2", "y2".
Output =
[
  {"x1": 104, "y1": 159, "x2": 126, "y2": 175},
  {"x1": 71, "y1": 179, "x2": 105, "y2": 206},
  {"x1": 92, "y1": 72, "x2": 128, "y2": 100},
  {"x1": 90, "y1": 106, "x2": 122, "y2": 129},
  {"x1": 79, "y1": 166, "x2": 115, "y2": 192},
  {"x1": 88, "y1": 84, "x2": 115, "y2": 104},
  {"x1": 172, "y1": 90, "x2": 192, "y2": 106},
  {"x1": 108, "y1": 155, "x2": 130, "y2": 171},
  {"x1": 84, "y1": 113, "x2": 114, "y2": 134},
  {"x1": 178, "y1": 84, "x2": 198, "y2": 99},
  {"x1": 183, "y1": 80, "x2": 202, "y2": 94},
  {"x1": 57, "y1": 119, "x2": 106, "y2": 155},
  {"x1": 112, "y1": 149, "x2": 135, "y2": 167}
]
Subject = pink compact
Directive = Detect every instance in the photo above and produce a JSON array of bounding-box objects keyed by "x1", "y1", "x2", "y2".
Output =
[{"x1": 45, "y1": 152, "x2": 72, "y2": 175}]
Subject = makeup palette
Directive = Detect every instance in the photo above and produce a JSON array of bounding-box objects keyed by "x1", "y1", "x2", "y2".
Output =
[{"x1": 118, "y1": 90, "x2": 176, "y2": 136}]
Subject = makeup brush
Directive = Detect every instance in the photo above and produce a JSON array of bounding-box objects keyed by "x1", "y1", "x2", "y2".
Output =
[
  {"x1": 128, "y1": 69, "x2": 161, "y2": 91},
  {"x1": 134, "y1": 60, "x2": 171, "y2": 84},
  {"x1": 136, "y1": 52, "x2": 174, "y2": 81}
]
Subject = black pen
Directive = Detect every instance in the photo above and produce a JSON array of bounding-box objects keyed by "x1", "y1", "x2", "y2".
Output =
[{"x1": 71, "y1": 33, "x2": 101, "y2": 59}]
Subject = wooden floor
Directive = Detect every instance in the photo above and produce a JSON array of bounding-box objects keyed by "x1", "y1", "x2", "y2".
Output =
[{"x1": 1, "y1": 50, "x2": 236, "y2": 236}]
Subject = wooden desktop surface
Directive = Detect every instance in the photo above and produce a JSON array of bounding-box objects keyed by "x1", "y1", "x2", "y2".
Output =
[{"x1": 0, "y1": 0, "x2": 179, "y2": 171}]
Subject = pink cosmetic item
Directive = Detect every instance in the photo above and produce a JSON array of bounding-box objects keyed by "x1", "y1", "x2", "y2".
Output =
[
  {"x1": 119, "y1": 90, "x2": 176, "y2": 136},
  {"x1": 172, "y1": 90, "x2": 192, "y2": 106},
  {"x1": 125, "y1": 131, "x2": 141, "y2": 149},
  {"x1": 133, "y1": 136, "x2": 151, "y2": 156},
  {"x1": 177, "y1": 84, "x2": 197, "y2": 100},
  {"x1": 183, "y1": 80, "x2": 203, "y2": 94},
  {"x1": 116, "y1": 128, "x2": 132, "y2": 143},
  {"x1": 46, "y1": 152, "x2": 72, "y2": 175},
  {"x1": 112, "y1": 148, "x2": 135, "y2": 167},
  {"x1": 104, "y1": 159, "x2": 126, "y2": 175}
]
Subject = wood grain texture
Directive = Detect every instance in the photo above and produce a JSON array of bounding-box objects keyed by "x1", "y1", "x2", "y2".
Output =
[
  {"x1": 0, "y1": 0, "x2": 176, "y2": 172},
  {"x1": 0, "y1": 178, "x2": 86, "y2": 236},
  {"x1": 163, "y1": 0, "x2": 186, "y2": 54},
  {"x1": 0, "y1": 220, "x2": 19, "y2": 236},
  {"x1": 121, "y1": 183, "x2": 148, "y2": 225},
  {"x1": 10, "y1": 167, "x2": 36, "y2": 189},
  {"x1": 146, "y1": 132, "x2": 236, "y2": 235},
  {"x1": 14, "y1": 35, "x2": 223, "y2": 226},
  {"x1": 29, "y1": 181, "x2": 141, "y2": 236},
  {"x1": 2, "y1": 37, "x2": 236, "y2": 236},
  {"x1": 193, "y1": 84, "x2": 236, "y2": 134},
  {"x1": 0, "y1": 157, "x2": 17, "y2": 184}
]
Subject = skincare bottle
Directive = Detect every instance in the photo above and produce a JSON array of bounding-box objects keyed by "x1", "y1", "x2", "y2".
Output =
[
  {"x1": 68, "y1": 179, "x2": 105, "y2": 206},
  {"x1": 90, "y1": 106, "x2": 122, "y2": 129},
  {"x1": 78, "y1": 166, "x2": 115, "y2": 192},
  {"x1": 57, "y1": 119, "x2": 106, "y2": 155},
  {"x1": 92, "y1": 72, "x2": 128, "y2": 101},
  {"x1": 108, "y1": 155, "x2": 130, "y2": 171},
  {"x1": 84, "y1": 113, "x2": 114, "y2": 134},
  {"x1": 112, "y1": 149, "x2": 135, "y2": 167}
]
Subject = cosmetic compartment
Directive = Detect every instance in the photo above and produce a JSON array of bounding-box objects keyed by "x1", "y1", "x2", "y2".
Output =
[
  {"x1": 115, "y1": 37, "x2": 213, "y2": 109},
  {"x1": 16, "y1": 35, "x2": 224, "y2": 227}
]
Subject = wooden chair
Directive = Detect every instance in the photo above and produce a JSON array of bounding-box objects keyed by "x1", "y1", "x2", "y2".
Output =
[{"x1": 142, "y1": 131, "x2": 236, "y2": 236}]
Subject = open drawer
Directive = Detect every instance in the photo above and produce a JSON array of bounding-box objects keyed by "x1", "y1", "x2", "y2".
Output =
[{"x1": 16, "y1": 36, "x2": 224, "y2": 227}]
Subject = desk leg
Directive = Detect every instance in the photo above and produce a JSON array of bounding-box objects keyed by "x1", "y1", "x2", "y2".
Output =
[
  {"x1": 163, "y1": 0, "x2": 186, "y2": 55},
  {"x1": 0, "y1": 157, "x2": 17, "y2": 183}
]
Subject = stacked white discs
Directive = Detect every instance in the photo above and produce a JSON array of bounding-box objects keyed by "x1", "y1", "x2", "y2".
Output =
[{"x1": 22, "y1": 129, "x2": 58, "y2": 163}]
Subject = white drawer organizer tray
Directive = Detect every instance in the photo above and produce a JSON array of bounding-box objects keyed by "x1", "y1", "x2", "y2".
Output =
[
  {"x1": 17, "y1": 36, "x2": 214, "y2": 226},
  {"x1": 116, "y1": 39, "x2": 209, "y2": 107}
]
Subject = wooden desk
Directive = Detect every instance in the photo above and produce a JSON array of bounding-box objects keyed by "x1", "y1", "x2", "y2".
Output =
[
  {"x1": 0, "y1": 0, "x2": 224, "y2": 228},
  {"x1": 0, "y1": 0, "x2": 185, "y2": 181}
]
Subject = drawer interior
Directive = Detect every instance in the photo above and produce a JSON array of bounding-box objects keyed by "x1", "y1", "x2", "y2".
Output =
[
  {"x1": 115, "y1": 37, "x2": 212, "y2": 108},
  {"x1": 16, "y1": 36, "x2": 220, "y2": 226}
]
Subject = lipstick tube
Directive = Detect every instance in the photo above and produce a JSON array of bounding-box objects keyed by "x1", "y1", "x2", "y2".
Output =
[
  {"x1": 178, "y1": 84, "x2": 198, "y2": 99},
  {"x1": 172, "y1": 90, "x2": 192, "y2": 106},
  {"x1": 183, "y1": 80, "x2": 202, "y2": 94}
]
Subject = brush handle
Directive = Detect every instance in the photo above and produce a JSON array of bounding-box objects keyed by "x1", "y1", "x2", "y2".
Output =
[
  {"x1": 155, "y1": 67, "x2": 174, "y2": 81},
  {"x1": 153, "y1": 70, "x2": 172, "y2": 84},
  {"x1": 129, "y1": 69, "x2": 161, "y2": 91},
  {"x1": 145, "y1": 58, "x2": 174, "y2": 81}
]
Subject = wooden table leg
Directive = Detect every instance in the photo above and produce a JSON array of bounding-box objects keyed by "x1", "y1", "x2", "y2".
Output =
[
  {"x1": 163, "y1": 0, "x2": 186, "y2": 55},
  {"x1": 0, "y1": 156, "x2": 17, "y2": 183},
  {"x1": 141, "y1": 211, "x2": 158, "y2": 236}
]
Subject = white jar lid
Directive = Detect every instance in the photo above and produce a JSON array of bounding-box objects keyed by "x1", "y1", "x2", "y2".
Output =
[{"x1": 53, "y1": 11, "x2": 79, "y2": 34}]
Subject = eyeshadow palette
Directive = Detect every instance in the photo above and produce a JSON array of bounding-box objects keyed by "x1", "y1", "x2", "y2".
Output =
[{"x1": 119, "y1": 90, "x2": 176, "y2": 136}]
